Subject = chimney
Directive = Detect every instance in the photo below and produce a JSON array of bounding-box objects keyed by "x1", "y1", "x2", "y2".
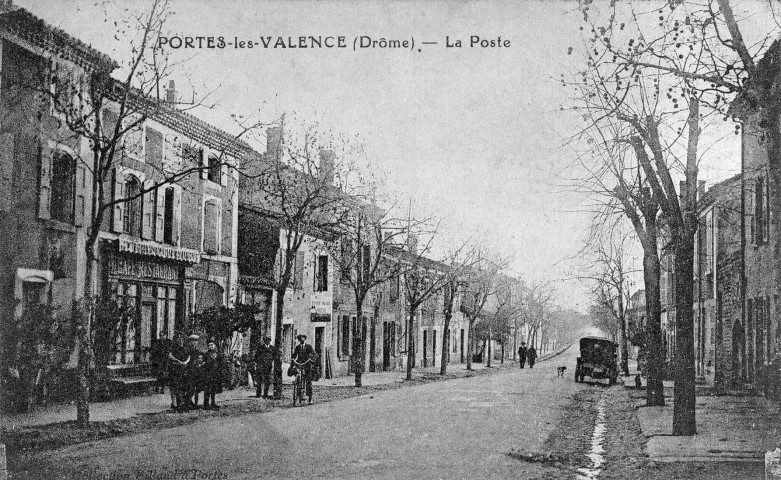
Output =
[
  {"x1": 407, "y1": 234, "x2": 418, "y2": 255},
  {"x1": 166, "y1": 80, "x2": 176, "y2": 104},
  {"x1": 266, "y1": 127, "x2": 283, "y2": 162},
  {"x1": 319, "y1": 149, "x2": 335, "y2": 185}
]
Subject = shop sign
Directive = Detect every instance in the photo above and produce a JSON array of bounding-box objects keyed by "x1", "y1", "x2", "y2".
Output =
[
  {"x1": 118, "y1": 237, "x2": 200, "y2": 264},
  {"x1": 109, "y1": 256, "x2": 178, "y2": 281}
]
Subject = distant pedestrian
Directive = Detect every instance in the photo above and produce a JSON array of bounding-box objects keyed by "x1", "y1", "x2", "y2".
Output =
[
  {"x1": 518, "y1": 342, "x2": 528, "y2": 369},
  {"x1": 527, "y1": 346, "x2": 537, "y2": 368},
  {"x1": 184, "y1": 334, "x2": 202, "y2": 409},
  {"x1": 254, "y1": 336, "x2": 276, "y2": 398},
  {"x1": 203, "y1": 339, "x2": 223, "y2": 409},
  {"x1": 150, "y1": 331, "x2": 172, "y2": 395}
]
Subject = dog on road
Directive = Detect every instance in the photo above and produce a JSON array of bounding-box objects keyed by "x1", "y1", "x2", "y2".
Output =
[{"x1": 557, "y1": 366, "x2": 567, "y2": 378}]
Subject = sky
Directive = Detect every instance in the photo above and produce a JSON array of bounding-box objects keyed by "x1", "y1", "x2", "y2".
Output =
[{"x1": 16, "y1": 0, "x2": 772, "y2": 313}]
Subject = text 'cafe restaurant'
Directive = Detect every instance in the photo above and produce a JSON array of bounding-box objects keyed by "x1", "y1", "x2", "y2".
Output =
[{"x1": 100, "y1": 237, "x2": 201, "y2": 366}]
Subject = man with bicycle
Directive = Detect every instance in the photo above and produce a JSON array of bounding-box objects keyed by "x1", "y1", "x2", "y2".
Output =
[{"x1": 291, "y1": 334, "x2": 315, "y2": 404}]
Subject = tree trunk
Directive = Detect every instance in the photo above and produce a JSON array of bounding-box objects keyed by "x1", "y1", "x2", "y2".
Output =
[
  {"x1": 618, "y1": 290, "x2": 630, "y2": 376},
  {"x1": 672, "y1": 230, "x2": 697, "y2": 435},
  {"x1": 500, "y1": 343, "x2": 505, "y2": 365},
  {"x1": 466, "y1": 317, "x2": 475, "y2": 370},
  {"x1": 486, "y1": 326, "x2": 492, "y2": 367},
  {"x1": 273, "y1": 287, "x2": 286, "y2": 398},
  {"x1": 513, "y1": 329, "x2": 517, "y2": 361},
  {"x1": 77, "y1": 238, "x2": 99, "y2": 425},
  {"x1": 354, "y1": 299, "x2": 364, "y2": 387},
  {"x1": 440, "y1": 311, "x2": 452, "y2": 375},
  {"x1": 643, "y1": 236, "x2": 665, "y2": 407},
  {"x1": 406, "y1": 306, "x2": 415, "y2": 380}
]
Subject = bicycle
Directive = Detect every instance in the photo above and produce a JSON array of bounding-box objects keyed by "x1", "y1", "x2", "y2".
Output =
[{"x1": 291, "y1": 358, "x2": 312, "y2": 406}]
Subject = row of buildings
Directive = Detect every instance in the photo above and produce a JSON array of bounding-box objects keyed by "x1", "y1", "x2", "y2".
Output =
[
  {"x1": 628, "y1": 42, "x2": 781, "y2": 396},
  {"x1": 0, "y1": 4, "x2": 518, "y2": 408}
]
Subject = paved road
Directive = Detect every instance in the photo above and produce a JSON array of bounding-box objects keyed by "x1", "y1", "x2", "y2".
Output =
[{"x1": 22, "y1": 347, "x2": 587, "y2": 480}]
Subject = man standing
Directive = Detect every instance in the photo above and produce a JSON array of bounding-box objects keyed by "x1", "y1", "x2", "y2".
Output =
[
  {"x1": 254, "y1": 336, "x2": 276, "y2": 398},
  {"x1": 527, "y1": 345, "x2": 537, "y2": 369},
  {"x1": 518, "y1": 342, "x2": 528, "y2": 369},
  {"x1": 292, "y1": 334, "x2": 315, "y2": 404}
]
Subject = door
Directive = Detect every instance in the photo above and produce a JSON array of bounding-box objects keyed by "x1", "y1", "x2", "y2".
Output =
[
  {"x1": 140, "y1": 300, "x2": 155, "y2": 363},
  {"x1": 433, "y1": 330, "x2": 437, "y2": 368},
  {"x1": 314, "y1": 326, "x2": 324, "y2": 380},
  {"x1": 460, "y1": 329, "x2": 465, "y2": 363},
  {"x1": 423, "y1": 330, "x2": 428, "y2": 368},
  {"x1": 383, "y1": 322, "x2": 391, "y2": 371}
]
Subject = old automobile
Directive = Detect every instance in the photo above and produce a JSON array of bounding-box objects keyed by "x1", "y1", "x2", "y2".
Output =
[{"x1": 575, "y1": 337, "x2": 618, "y2": 385}]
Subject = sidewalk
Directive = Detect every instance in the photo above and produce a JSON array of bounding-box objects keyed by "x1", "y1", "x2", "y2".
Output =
[
  {"x1": 0, "y1": 359, "x2": 516, "y2": 430},
  {"x1": 621, "y1": 365, "x2": 781, "y2": 463}
]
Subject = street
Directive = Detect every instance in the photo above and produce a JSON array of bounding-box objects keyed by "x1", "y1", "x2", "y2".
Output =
[{"x1": 15, "y1": 348, "x2": 587, "y2": 480}]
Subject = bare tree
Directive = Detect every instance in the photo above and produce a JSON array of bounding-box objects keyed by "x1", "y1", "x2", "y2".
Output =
[
  {"x1": 323, "y1": 199, "x2": 421, "y2": 387},
  {"x1": 571, "y1": 0, "x2": 781, "y2": 434},
  {"x1": 460, "y1": 251, "x2": 508, "y2": 371}
]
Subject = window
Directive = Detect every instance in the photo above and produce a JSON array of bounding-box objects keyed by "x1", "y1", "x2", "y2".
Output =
[
  {"x1": 50, "y1": 151, "x2": 75, "y2": 223},
  {"x1": 361, "y1": 244, "x2": 371, "y2": 282},
  {"x1": 123, "y1": 175, "x2": 142, "y2": 236},
  {"x1": 203, "y1": 198, "x2": 221, "y2": 254},
  {"x1": 390, "y1": 275, "x2": 399, "y2": 303},
  {"x1": 315, "y1": 255, "x2": 329, "y2": 292},
  {"x1": 163, "y1": 187, "x2": 175, "y2": 244},
  {"x1": 340, "y1": 239, "x2": 353, "y2": 283},
  {"x1": 340, "y1": 315, "x2": 351, "y2": 357},
  {"x1": 123, "y1": 122, "x2": 144, "y2": 160},
  {"x1": 207, "y1": 155, "x2": 221, "y2": 184}
]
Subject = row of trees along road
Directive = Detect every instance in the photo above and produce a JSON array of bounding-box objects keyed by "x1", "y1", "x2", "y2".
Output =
[
  {"x1": 17, "y1": 0, "x2": 573, "y2": 420},
  {"x1": 566, "y1": 0, "x2": 780, "y2": 435}
]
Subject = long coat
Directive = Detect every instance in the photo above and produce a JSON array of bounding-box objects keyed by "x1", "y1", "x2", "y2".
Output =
[{"x1": 254, "y1": 344, "x2": 276, "y2": 374}]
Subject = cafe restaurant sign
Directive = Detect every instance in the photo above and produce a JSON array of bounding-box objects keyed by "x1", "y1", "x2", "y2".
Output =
[
  {"x1": 109, "y1": 256, "x2": 178, "y2": 281},
  {"x1": 118, "y1": 237, "x2": 200, "y2": 264}
]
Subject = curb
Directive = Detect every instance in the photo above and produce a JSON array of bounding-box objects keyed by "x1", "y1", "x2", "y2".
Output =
[{"x1": 537, "y1": 344, "x2": 572, "y2": 363}]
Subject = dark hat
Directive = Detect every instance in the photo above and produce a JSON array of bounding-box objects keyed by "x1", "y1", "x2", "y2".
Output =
[{"x1": 296, "y1": 334, "x2": 307, "y2": 341}]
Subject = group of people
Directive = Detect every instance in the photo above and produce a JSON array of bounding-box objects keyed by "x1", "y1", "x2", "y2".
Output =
[
  {"x1": 150, "y1": 332, "x2": 224, "y2": 412},
  {"x1": 517, "y1": 342, "x2": 537, "y2": 369},
  {"x1": 151, "y1": 331, "x2": 319, "y2": 410}
]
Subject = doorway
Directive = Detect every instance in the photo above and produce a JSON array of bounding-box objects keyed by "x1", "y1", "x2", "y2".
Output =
[
  {"x1": 314, "y1": 326, "x2": 324, "y2": 381},
  {"x1": 383, "y1": 322, "x2": 391, "y2": 371},
  {"x1": 423, "y1": 330, "x2": 428, "y2": 367},
  {"x1": 432, "y1": 330, "x2": 437, "y2": 368},
  {"x1": 460, "y1": 329, "x2": 465, "y2": 363}
]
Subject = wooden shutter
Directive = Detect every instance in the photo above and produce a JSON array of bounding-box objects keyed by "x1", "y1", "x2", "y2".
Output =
[
  {"x1": 221, "y1": 162, "x2": 229, "y2": 187},
  {"x1": 74, "y1": 160, "x2": 87, "y2": 227},
  {"x1": 142, "y1": 180, "x2": 155, "y2": 239},
  {"x1": 200, "y1": 148, "x2": 208, "y2": 179},
  {"x1": 111, "y1": 169, "x2": 124, "y2": 232},
  {"x1": 38, "y1": 139, "x2": 51, "y2": 219},
  {"x1": 294, "y1": 250, "x2": 305, "y2": 289},
  {"x1": 173, "y1": 187, "x2": 182, "y2": 246},
  {"x1": 0, "y1": 132, "x2": 14, "y2": 212},
  {"x1": 765, "y1": 172, "x2": 770, "y2": 243},
  {"x1": 155, "y1": 186, "x2": 165, "y2": 242}
]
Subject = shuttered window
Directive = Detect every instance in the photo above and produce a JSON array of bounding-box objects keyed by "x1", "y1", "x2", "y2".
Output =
[{"x1": 50, "y1": 151, "x2": 75, "y2": 224}]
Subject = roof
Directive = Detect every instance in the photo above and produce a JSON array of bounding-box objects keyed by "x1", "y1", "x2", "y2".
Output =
[
  {"x1": 698, "y1": 173, "x2": 742, "y2": 213},
  {"x1": 0, "y1": 5, "x2": 117, "y2": 71},
  {"x1": 124, "y1": 89, "x2": 254, "y2": 158},
  {"x1": 579, "y1": 336, "x2": 617, "y2": 345}
]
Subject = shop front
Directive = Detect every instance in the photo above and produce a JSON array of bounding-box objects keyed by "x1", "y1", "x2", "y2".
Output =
[{"x1": 101, "y1": 238, "x2": 199, "y2": 365}]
